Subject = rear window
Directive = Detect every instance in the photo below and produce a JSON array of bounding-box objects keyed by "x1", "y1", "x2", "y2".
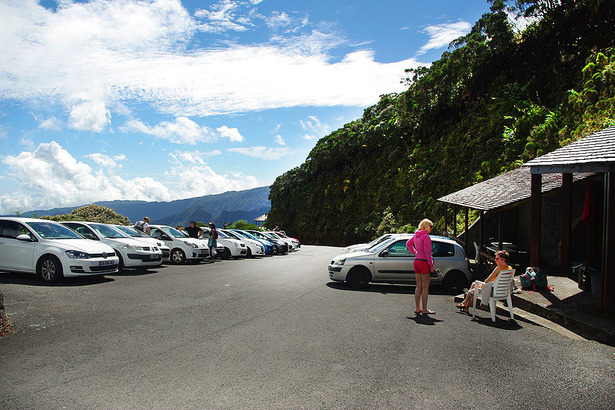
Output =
[{"x1": 432, "y1": 241, "x2": 455, "y2": 257}]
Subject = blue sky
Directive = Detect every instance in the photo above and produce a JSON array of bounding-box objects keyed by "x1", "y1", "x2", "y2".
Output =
[{"x1": 0, "y1": 0, "x2": 493, "y2": 214}]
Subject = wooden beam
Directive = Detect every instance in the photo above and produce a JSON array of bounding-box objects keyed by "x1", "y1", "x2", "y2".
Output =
[
  {"x1": 530, "y1": 173, "x2": 542, "y2": 267},
  {"x1": 453, "y1": 205, "x2": 458, "y2": 238},
  {"x1": 464, "y1": 207, "x2": 469, "y2": 255},
  {"x1": 497, "y1": 212, "x2": 503, "y2": 250},
  {"x1": 602, "y1": 172, "x2": 615, "y2": 312},
  {"x1": 443, "y1": 203, "x2": 448, "y2": 238},
  {"x1": 560, "y1": 173, "x2": 573, "y2": 275},
  {"x1": 530, "y1": 163, "x2": 615, "y2": 174}
]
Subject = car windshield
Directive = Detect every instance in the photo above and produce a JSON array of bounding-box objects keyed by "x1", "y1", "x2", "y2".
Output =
[
  {"x1": 369, "y1": 234, "x2": 391, "y2": 247},
  {"x1": 234, "y1": 230, "x2": 256, "y2": 240},
  {"x1": 267, "y1": 232, "x2": 281, "y2": 239},
  {"x1": 222, "y1": 230, "x2": 239, "y2": 239},
  {"x1": 89, "y1": 223, "x2": 128, "y2": 238},
  {"x1": 217, "y1": 230, "x2": 230, "y2": 239},
  {"x1": 369, "y1": 238, "x2": 399, "y2": 253},
  {"x1": 162, "y1": 226, "x2": 188, "y2": 238},
  {"x1": 27, "y1": 221, "x2": 83, "y2": 240},
  {"x1": 114, "y1": 225, "x2": 145, "y2": 238}
]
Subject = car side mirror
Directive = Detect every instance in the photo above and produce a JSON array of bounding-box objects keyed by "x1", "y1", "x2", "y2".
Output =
[
  {"x1": 16, "y1": 234, "x2": 34, "y2": 242},
  {"x1": 162, "y1": 234, "x2": 171, "y2": 241},
  {"x1": 379, "y1": 250, "x2": 389, "y2": 257}
]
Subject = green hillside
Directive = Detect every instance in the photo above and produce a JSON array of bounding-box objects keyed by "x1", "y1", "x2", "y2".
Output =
[{"x1": 267, "y1": 0, "x2": 615, "y2": 245}]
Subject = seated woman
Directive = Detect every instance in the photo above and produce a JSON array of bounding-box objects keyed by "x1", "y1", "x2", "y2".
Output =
[{"x1": 457, "y1": 249, "x2": 512, "y2": 312}]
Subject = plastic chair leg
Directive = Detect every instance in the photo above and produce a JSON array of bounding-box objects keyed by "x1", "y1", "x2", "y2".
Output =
[
  {"x1": 489, "y1": 298, "x2": 496, "y2": 322},
  {"x1": 506, "y1": 294, "x2": 514, "y2": 319},
  {"x1": 472, "y1": 290, "x2": 478, "y2": 319}
]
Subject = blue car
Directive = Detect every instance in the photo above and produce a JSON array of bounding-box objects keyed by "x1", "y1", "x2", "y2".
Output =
[{"x1": 230, "y1": 229, "x2": 275, "y2": 255}]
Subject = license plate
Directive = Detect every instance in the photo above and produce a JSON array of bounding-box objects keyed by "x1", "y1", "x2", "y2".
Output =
[{"x1": 99, "y1": 260, "x2": 114, "y2": 266}]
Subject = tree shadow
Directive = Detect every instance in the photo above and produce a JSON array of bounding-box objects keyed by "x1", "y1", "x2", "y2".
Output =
[
  {"x1": 326, "y1": 281, "x2": 452, "y2": 296},
  {"x1": 0, "y1": 271, "x2": 114, "y2": 287},
  {"x1": 406, "y1": 313, "x2": 444, "y2": 325}
]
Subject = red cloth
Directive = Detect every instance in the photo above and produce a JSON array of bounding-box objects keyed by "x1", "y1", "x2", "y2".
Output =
[
  {"x1": 414, "y1": 259, "x2": 431, "y2": 275},
  {"x1": 582, "y1": 181, "x2": 594, "y2": 224}
]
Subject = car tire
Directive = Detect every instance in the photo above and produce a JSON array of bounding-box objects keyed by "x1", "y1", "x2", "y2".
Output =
[
  {"x1": 442, "y1": 270, "x2": 468, "y2": 295},
  {"x1": 37, "y1": 255, "x2": 63, "y2": 283},
  {"x1": 115, "y1": 251, "x2": 124, "y2": 271},
  {"x1": 246, "y1": 247, "x2": 253, "y2": 258},
  {"x1": 272, "y1": 246, "x2": 278, "y2": 255},
  {"x1": 170, "y1": 248, "x2": 186, "y2": 264},
  {"x1": 347, "y1": 267, "x2": 370, "y2": 289},
  {"x1": 222, "y1": 247, "x2": 231, "y2": 260}
]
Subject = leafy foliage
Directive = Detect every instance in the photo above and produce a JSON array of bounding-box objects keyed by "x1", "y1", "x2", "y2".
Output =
[
  {"x1": 41, "y1": 204, "x2": 131, "y2": 225},
  {"x1": 268, "y1": 0, "x2": 615, "y2": 246},
  {"x1": 229, "y1": 220, "x2": 261, "y2": 230}
]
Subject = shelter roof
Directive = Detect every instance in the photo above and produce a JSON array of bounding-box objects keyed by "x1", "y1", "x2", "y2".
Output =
[
  {"x1": 524, "y1": 126, "x2": 615, "y2": 173},
  {"x1": 438, "y1": 167, "x2": 592, "y2": 211}
]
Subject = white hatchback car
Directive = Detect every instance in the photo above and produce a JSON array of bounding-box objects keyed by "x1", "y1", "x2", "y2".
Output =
[
  {"x1": 329, "y1": 235, "x2": 473, "y2": 294},
  {"x1": 220, "y1": 229, "x2": 265, "y2": 258},
  {"x1": 112, "y1": 224, "x2": 171, "y2": 262},
  {"x1": 148, "y1": 225, "x2": 209, "y2": 264},
  {"x1": 61, "y1": 221, "x2": 163, "y2": 270},
  {"x1": 202, "y1": 228, "x2": 247, "y2": 259},
  {"x1": 0, "y1": 217, "x2": 119, "y2": 283}
]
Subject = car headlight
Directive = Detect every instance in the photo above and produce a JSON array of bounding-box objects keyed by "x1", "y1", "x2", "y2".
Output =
[
  {"x1": 332, "y1": 258, "x2": 346, "y2": 266},
  {"x1": 122, "y1": 244, "x2": 137, "y2": 251},
  {"x1": 65, "y1": 250, "x2": 91, "y2": 259},
  {"x1": 184, "y1": 241, "x2": 198, "y2": 248}
]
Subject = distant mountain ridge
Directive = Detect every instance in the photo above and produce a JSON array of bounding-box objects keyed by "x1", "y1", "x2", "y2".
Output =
[{"x1": 19, "y1": 186, "x2": 271, "y2": 227}]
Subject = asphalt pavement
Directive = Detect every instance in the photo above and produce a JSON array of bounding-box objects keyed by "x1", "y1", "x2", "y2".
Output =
[{"x1": 1, "y1": 246, "x2": 614, "y2": 409}]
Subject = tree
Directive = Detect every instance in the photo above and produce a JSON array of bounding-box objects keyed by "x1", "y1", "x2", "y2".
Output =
[{"x1": 41, "y1": 205, "x2": 131, "y2": 225}]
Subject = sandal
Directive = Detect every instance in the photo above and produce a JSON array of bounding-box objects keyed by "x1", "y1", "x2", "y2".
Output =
[
  {"x1": 456, "y1": 304, "x2": 465, "y2": 309},
  {"x1": 422, "y1": 309, "x2": 436, "y2": 314},
  {"x1": 414, "y1": 309, "x2": 422, "y2": 314}
]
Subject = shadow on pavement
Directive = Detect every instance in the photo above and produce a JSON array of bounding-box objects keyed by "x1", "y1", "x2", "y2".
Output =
[
  {"x1": 326, "y1": 281, "x2": 452, "y2": 296},
  {"x1": 406, "y1": 314, "x2": 444, "y2": 325},
  {"x1": 0, "y1": 272, "x2": 115, "y2": 287},
  {"x1": 468, "y1": 314, "x2": 523, "y2": 330},
  {"x1": 109, "y1": 267, "x2": 163, "y2": 277}
]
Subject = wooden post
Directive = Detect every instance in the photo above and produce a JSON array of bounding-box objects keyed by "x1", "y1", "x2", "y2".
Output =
[
  {"x1": 444, "y1": 203, "x2": 448, "y2": 237},
  {"x1": 602, "y1": 172, "x2": 615, "y2": 312},
  {"x1": 497, "y1": 213, "x2": 503, "y2": 250},
  {"x1": 530, "y1": 173, "x2": 542, "y2": 267},
  {"x1": 453, "y1": 205, "x2": 458, "y2": 238},
  {"x1": 560, "y1": 173, "x2": 573, "y2": 275},
  {"x1": 464, "y1": 207, "x2": 469, "y2": 255}
]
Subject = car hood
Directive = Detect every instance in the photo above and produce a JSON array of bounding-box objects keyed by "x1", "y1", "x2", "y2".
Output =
[
  {"x1": 331, "y1": 251, "x2": 373, "y2": 263},
  {"x1": 47, "y1": 239, "x2": 115, "y2": 254}
]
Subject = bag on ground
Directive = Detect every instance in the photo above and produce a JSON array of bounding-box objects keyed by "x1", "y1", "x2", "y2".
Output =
[{"x1": 520, "y1": 267, "x2": 548, "y2": 291}]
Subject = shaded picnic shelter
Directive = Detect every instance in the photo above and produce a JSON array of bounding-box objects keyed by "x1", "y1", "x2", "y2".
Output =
[{"x1": 438, "y1": 126, "x2": 615, "y2": 313}]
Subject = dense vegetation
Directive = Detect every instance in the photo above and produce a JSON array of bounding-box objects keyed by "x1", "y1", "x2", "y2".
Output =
[
  {"x1": 42, "y1": 204, "x2": 131, "y2": 225},
  {"x1": 268, "y1": 0, "x2": 615, "y2": 246}
]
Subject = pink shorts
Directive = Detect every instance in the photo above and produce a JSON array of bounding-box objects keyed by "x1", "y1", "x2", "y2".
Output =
[{"x1": 414, "y1": 259, "x2": 431, "y2": 274}]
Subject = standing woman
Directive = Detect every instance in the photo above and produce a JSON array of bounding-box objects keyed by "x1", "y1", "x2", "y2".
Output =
[
  {"x1": 208, "y1": 222, "x2": 219, "y2": 263},
  {"x1": 406, "y1": 219, "x2": 436, "y2": 314}
]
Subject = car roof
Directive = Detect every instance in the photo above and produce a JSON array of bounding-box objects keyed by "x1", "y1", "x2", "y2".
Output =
[{"x1": 0, "y1": 217, "x2": 60, "y2": 223}]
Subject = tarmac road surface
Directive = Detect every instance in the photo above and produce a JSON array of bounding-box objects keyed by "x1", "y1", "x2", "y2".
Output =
[{"x1": 1, "y1": 245, "x2": 614, "y2": 409}]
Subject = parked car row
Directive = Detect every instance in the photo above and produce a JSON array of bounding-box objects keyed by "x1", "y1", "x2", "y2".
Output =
[
  {"x1": 0, "y1": 217, "x2": 301, "y2": 284},
  {"x1": 329, "y1": 234, "x2": 473, "y2": 294}
]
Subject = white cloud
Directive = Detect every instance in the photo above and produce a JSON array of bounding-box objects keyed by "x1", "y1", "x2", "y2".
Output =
[
  {"x1": 85, "y1": 153, "x2": 125, "y2": 168},
  {"x1": 168, "y1": 150, "x2": 260, "y2": 194},
  {"x1": 0, "y1": 141, "x2": 173, "y2": 213},
  {"x1": 274, "y1": 135, "x2": 285, "y2": 146},
  {"x1": 194, "y1": 0, "x2": 252, "y2": 33},
  {"x1": 0, "y1": 0, "x2": 421, "y2": 121},
  {"x1": 506, "y1": 10, "x2": 538, "y2": 33},
  {"x1": 216, "y1": 125, "x2": 244, "y2": 142},
  {"x1": 68, "y1": 100, "x2": 111, "y2": 132},
  {"x1": 417, "y1": 21, "x2": 472, "y2": 55},
  {"x1": 300, "y1": 115, "x2": 331, "y2": 139},
  {"x1": 228, "y1": 146, "x2": 290, "y2": 160},
  {"x1": 0, "y1": 142, "x2": 260, "y2": 214},
  {"x1": 121, "y1": 117, "x2": 213, "y2": 145},
  {"x1": 38, "y1": 116, "x2": 61, "y2": 130}
]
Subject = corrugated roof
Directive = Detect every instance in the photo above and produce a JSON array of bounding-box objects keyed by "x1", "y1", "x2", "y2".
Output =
[
  {"x1": 438, "y1": 167, "x2": 592, "y2": 211},
  {"x1": 524, "y1": 126, "x2": 615, "y2": 173}
]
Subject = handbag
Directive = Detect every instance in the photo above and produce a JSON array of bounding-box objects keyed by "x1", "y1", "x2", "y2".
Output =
[{"x1": 430, "y1": 268, "x2": 443, "y2": 279}]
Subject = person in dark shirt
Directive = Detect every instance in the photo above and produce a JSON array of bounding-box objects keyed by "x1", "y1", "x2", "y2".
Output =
[{"x1": 179, "y1": 221, "x2": 203, "y2": 239}]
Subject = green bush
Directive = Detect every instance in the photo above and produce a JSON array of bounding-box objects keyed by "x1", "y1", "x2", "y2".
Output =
[{"x1": 41, "y1": 204, "x2": 131, "y2": 225}]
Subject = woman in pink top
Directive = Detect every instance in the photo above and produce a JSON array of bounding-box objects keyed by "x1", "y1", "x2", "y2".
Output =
[{"x1": 406, "y1": 219, "x2": 436, "y2": 314}]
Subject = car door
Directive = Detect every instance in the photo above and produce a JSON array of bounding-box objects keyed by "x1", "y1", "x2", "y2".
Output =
[
  {"x1": 373, "y1": 239, "x2": 415, "y2": 282},
  {"x1": 0, "y1": 220, "x2": 37, "y2": 272},
  {"x1": 63, "y1": 223, "x2": 100, "y2": 241}
]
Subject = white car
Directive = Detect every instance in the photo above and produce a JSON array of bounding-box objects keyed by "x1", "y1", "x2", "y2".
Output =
[
  {"x1": 148, "y1": 225, "x2": 209, "y2": 264},
  {"x1": 329, "y1": 235, "x2": 473, "y2": 294},
  {"x1": 220, "y1": 229, "x2": 265, "y2": 258},
  {"x1": 205, "y1": 229, "x2": 248, "y2": 259},
  {"x1": 0, "y1": 217, "x2": 119, "y2": 283},
  {"x1": 112, "y1": 224, "x2": 171, "y2": 262},
  {"x1": 342, "y1": 233, "x2": 403, "y2": 253},
  {"x1": 61, "y1": 221, "x2": 163, "y2": 270}
]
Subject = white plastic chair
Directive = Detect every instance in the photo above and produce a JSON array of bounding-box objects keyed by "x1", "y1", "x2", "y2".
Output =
[{"x1": 471, "y1": 269, "x2": 515, "y2": 322}]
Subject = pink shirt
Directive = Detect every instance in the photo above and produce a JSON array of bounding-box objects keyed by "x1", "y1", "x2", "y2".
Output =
[{"x1": 406, "y1": 230, "x2": 434, "y2": 269}]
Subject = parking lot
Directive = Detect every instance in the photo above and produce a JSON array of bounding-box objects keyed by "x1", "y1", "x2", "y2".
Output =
[{"x1": 1, "y1": 246, "x2": 614, "y2": 409}]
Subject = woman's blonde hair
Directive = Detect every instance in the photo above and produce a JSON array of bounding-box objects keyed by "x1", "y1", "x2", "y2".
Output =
[{"x1": 418, "y1": 218, "x2": 433, "y2": 231}]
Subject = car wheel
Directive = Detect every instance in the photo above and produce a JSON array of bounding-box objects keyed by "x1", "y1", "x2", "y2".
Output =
[
  {"x1": 246, "y1": 247, "x2": 253, "y2": 258},
  {"x1": 170, "y1": 248, "x2": 186, "y2": 264},
  {"x1": 37, "y1": 255, "x2": 63, "y2": 283},
  {"x1": 222, "y1": 247, "x2": 231, "y2": 260},
  {"x1": 272, "y1": 246, "x2": 278, "y2": 255},
  {"x1": 347, "y1": 267, "x2": 370, "y2": 289},
  {"x1": 115, "y1": 251, "x2": 124, "y2": 271},
  {"x1": 442, "y1": 270, "x2": 468, "y2": 295}
]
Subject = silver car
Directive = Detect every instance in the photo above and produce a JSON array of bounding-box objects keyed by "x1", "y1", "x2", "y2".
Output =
[{"x1": 329, "y1": 235, "x2": 473, "y2": 294}]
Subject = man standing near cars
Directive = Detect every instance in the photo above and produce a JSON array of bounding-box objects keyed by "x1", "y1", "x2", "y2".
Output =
[
  {"x1": 208, "y1": 222, "x2": 218, "y2": 263},
  {"x1": 179, "y1": 221, "x2": 204, "y2": 239},
  {"x1": 134, "y1": 216, "x2": 150, "y2": 234}
]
